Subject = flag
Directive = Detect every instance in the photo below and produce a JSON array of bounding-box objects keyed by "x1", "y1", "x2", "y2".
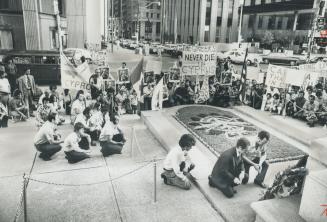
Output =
[
  {"x1": 130, "y1": 57, "x2": 144, "y2": 85},
  {"x1": 151, "y1": 78, "x2": 164, "y2": 110},
  {"x1": 197, "y1": 77, "x2": 210, "y2": 104},
  {"x1": 133, "y1": 72, "x2": 144, "y2": 101},
  {"x1": 60, "y1": 53, "x2": 92, "y2": 90}
]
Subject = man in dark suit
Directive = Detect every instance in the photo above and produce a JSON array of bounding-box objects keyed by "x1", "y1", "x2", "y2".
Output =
[
  {"x1": 17, "y1": 68, "x2": 36, "y2": 117},
  {"x1": 208, "y1": 138, "x2": 250, "y2": 198}
]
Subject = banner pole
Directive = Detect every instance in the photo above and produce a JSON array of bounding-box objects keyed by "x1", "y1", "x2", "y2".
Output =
[
  {"x1": 153, "y1": 156, "x2": 157, "y2": 203},
  {"x1": 23, "y1": 173, "x2": 27, "y2": 222}
]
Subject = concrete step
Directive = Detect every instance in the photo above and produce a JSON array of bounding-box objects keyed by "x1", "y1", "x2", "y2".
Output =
[{"x1": 251, "y1": 195, "x2": 305, "y2": 222}]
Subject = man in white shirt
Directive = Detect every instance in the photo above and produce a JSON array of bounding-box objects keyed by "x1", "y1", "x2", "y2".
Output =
[
  {"x1": 74, "y1": 107, "x2": 93, "y2": 148},
  {"x1": 64, "y1": 122, "x2": 90, "y2": 164},
  {"x1": 34, "y1": 113, "x2": 62, "y2": 161},
  {"x1": 161, "y1": 134, "x2": 196, "y2": 190},
  {"x1": 0, "y1": 80, "x2": 10, "y2": 128}
]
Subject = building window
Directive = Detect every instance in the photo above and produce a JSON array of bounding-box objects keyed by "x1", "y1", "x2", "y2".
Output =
[
  {"x1": 50, "y1": 28, "x2": 58, "y2": 49},
  {"x1": 151, "y1": 13, "x2": 153, "y2": 18},
  {"x1": 217, "y1": 17, "x2": 222, "y2": 26},
  {"x1": 268, "y1": 16, "x2": 276, "y2": 29},
  {"x1": 0, "y1": 0, "x2": 9, "y2": 9},
  {"x1": 251, "y1": 0, "x2": 255, "y2": 5},
  {"x1": 205, "y1": 0, "x2": 212, "y2": 26},
  {"x1": 227, "y1": 18, "x2": 232, "y2": 27},
  {"x1": 261, "y1": 0, "x2": 266, "y2": 4},
  {"x1": 146, "y1": 12, "x2": 149, "y2": 18},
  {"x1": 287, "y1": 16, "x2": 294, "y2": 29},
  {"x1": 0, "y1": 30, "x2": 13, "y2": 50},
  {"x1": 157, "y1": 14, "x2": 160, "y2": 19},
  {"x1": 296, "y1": 13, "x2": 313, "y2": 30},
  {"x1": 156, "y1": 22, "x2": 160, "y2": 34},
  {"x1": 145, "y1": 22, "x2": 152, "y2": 33},
  {"x1": 258, "y1": 16, "x2": 263, "y2": 29},
  {"x1": 277, "y1": 17, "x2": 283, "y2": 29},
  {"x1": 248, "y1": 15, "x2": 255, "y2": 28}
]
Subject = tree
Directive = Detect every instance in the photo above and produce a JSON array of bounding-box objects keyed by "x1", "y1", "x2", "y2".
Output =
[{"x1": 262, "y1": 31, "x2": 275, "y2": 49}]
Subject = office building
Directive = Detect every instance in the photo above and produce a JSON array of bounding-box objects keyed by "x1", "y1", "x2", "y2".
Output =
[
  {"x1": 160, "y1": 0, "x2": 241, "y2": 44},
  {"x1": 0, "y1": 0, "x2": 101, "y2": 51}
]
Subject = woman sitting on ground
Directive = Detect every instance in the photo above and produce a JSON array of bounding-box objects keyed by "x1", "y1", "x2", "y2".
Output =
[
  {"x1": 88, "y1": 102, "x2": 103, "y2": 143},
  {"x1": 36, "y1": 97, "x2": 51, "y2": 127},
  {"x1": 99, "y1": 115, "x2": 126, "y2": 157},
  {"x1": 64, "y1": 122, "x2": 91, "y2": 164}
]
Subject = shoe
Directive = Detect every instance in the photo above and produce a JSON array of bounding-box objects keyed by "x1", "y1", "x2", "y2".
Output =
[
  {"x1": 254, "y1": 180, "x2": 267, "y2": 188},
  {"x1": 208, "y1": 176, "x2": 214, "y2": 187},
  {"x1": 161, "y1": 173, "x2": 168, "y2": 184}
]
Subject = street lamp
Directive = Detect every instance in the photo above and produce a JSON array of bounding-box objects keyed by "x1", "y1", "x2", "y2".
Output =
[
  {"x1": 238, "y1": 0, "x2": 244, "y2": 45},
  {"x1": 136, "y1": 1, "x2": 161, "y2": 44}
]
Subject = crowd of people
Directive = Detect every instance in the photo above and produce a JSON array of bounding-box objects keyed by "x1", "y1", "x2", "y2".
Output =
[{"x1": 245, "y1": 80, "x2": 327, "y2": 127}]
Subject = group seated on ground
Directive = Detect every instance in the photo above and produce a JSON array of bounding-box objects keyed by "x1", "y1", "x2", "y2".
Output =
[{"x1": 247, "y1": 81, "x2": 327, "y2": 127}]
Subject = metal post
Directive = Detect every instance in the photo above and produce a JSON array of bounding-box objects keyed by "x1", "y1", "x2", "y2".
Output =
[
  {"x1": 23, "y1": 174, "x2": 27, "y2": 222},
  {"x1": 111, "y1": 0, "x2": 114, "y2": 53},
  {"x1": 238, "y1": 1, "x2": 244, "y2": 45},
  {"x1": 153, "y1": 157, "x2": 157, "y2": 203},
  {"x1": 131, "y1": 126, "x2": 135, "y2": 158}
]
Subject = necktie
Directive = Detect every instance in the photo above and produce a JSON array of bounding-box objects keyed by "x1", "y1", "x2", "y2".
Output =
[{"x1": 26, "y1": 75, "x2": 32, "y2": 89}]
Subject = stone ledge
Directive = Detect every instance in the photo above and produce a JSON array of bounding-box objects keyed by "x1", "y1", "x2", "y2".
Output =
[{"x1": 251, "y1": 195, "x2": 305, "y2": 222}]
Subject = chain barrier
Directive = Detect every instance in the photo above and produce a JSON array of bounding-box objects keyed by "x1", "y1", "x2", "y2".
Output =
[
  {"x1": 23, "y1": 161, "x2": 153, "y2": 187},
  {"x1": 12, "y1": 176, "x2": 25, "y2": 222}
]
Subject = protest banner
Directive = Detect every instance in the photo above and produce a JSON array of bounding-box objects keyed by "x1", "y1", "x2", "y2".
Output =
[
  {"x1": 60, "y1": 53, "x2": 92, "y2": 91},
  {"x1": 181, "y1": 51, "x2": 216, "y2": 76},
  {"x1": 265, "y1": 64, "x2": 287, "y2": 88}
]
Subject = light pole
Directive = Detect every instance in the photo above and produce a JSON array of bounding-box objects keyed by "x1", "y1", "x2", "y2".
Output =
[{"x1": 238, "y1": 0, "x2": 244, "y2": 45}]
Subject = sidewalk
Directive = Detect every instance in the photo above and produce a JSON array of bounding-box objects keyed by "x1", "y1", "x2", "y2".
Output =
[
  {"x1": 142, "y1": 107, "x2": 298, "y2": 222},
  {"x1": 0, "y1": 115, "x2": 224, "y2": 222}
]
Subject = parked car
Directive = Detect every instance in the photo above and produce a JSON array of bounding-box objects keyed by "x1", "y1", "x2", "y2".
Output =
[
  {"x1": 261, "y1": 53, "x2": 306, "y2": 66},
  {"x1": 63, "y1": 48, "x2": 92, "y2": 63},
  {"x1": 219, "y1": 50, "x2": 262, "y2": 66},
  {"x1": 149, "y1": 42, "x2": 161, "y2": 54},
  {"x1": 309, "y1": 56, "x2": 327, "y2": 63}
]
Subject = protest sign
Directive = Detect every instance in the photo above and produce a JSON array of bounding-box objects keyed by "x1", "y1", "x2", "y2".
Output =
[
  {"x1": 265, "y1": 64, "x2": 287, "y2": 88},
  {"x1": 181, "y1": 51, "x2": 216, "y2": 76},
  {"x1": 60, "y1": 53, "x2": 92, "y2": 91}
]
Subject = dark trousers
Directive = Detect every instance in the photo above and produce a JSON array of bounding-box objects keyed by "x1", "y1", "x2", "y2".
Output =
[
  {"x1": 209, "y1": 173, "x2": 249, "y2": 198},
  {"x1": 131, "y1": 105, "x2": 137, "y2": 114},
  {"x1": 243, "y1": 157, "x2": 269, "y2": 184},
  {"x1": 78, "y1": 137, "x2": 90, "y2": 150},
  {"x1": 23, "y1": 90, "x2": 34, "y2": 115},
  {"x1": 0, "y1": 116, "x2": 8, "y2": 128},
  {"x1": 100, "y1": 133, "x2": 125, "y2": 157},
  {"x1": 35, "y1": 143, "x2": 61, "y2": 159},
  {"x1": 64, "y1": 150, "x2": 90, "y2": 164},
  {"x1": 89, "y1": 130, "x2": 100, "y2": 141},
  {"x1": 64, "y1": 102, "x2": 71, "y2": 115},
  {"x1": 144, "y1": 97, "x2": 152, "y2": 110}
]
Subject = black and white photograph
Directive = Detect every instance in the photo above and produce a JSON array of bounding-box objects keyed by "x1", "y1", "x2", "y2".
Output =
[{"x1": 0, "y1": 0, "x2": 326, "y2": 222}]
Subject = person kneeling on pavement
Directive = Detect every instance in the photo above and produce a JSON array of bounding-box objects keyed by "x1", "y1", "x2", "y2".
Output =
[
  {"x1": 99, "y1": 115, "x2": 126, "y2": 157},
  {"x1": 64, "y1": 122, "x2": 91, "y2": 164},
  {"x1": 242, "y1": 131, "x2": 270, "y2": 189},
  {"x1": 161, "y1": 134, "x2": 196, "y2": 190},
  {"x1": 34, "y1": 113, "x2": 63, "y2": 161},
  {"x1": 208, "y1": 137, "x2": 250, "y2": 198}
]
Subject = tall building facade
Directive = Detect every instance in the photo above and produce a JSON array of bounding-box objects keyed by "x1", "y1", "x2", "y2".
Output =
[
  {"x1": 160, "y1": 0, "x2": 240, "y2": 44},
  {"x1": 241, "y1": 0, "x2": 318, "y2": 46},
  {"x1": 0, "y1": 0, "x2": 101, "y2": 51},
  {"x1": 123, "y1": 0, "x2": 161, "y2": 41}
]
